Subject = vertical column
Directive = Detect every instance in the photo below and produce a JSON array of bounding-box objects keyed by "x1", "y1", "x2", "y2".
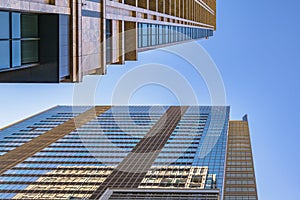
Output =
[
  {"x1": 70, "y1": 0, "x2": 81, "y2": 82},
  {"x1": 124, "y1": 21, "x2": 137, "y2": 61},
  {"x1": 111, "y1": 20, "x2": 125, "y2": 64}
]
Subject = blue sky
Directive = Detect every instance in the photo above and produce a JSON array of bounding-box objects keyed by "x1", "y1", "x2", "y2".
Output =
[{"x1": 0, "y1": 0, "x2": 300, "y2": 199}]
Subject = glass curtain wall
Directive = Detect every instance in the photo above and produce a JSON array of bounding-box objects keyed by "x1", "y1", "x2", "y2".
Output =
[{"x1": 138, "y1": 23, "x2": 213, "y2": 48}]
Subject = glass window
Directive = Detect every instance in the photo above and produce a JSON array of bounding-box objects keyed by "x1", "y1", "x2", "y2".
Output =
[
  {"x1": 12, "y1": 13, "x2": 21, "y2": 39},
  {"x1": 0, "y1": 11, "x2": 9, "y2": 39},
  {"x1": 0, "y1": 41, "x2": 10, "y2": 69},
  {"x1": 21, "y1": 14, "x2": 38, "y2": 38},
  {"x1": 12, "y1": 40, "x2": 21, "y2": 67}
]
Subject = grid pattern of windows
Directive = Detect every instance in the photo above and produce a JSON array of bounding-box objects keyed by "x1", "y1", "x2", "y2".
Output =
[
  {"x1": 0, "y1": 106, "x2": 231, "y2": 199},
  {"x1": 224, "y1": 120, "x2": 258, "y2": 200},
  {"x1": 0, "y1": 106, "x2": 168, "y2": 199},
  {"x1": 0, "y1": 11, "x2": 40, "y2": 70},
  {"x1": 138, "y1": 23, "x2": 213, "y2": 48},
  {"x1": 0, "y1": 107, "x2": 91, "y2": 157}
]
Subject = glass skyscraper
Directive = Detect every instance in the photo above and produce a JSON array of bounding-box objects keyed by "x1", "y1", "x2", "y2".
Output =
[{"x1": 0, "y1": 106, "x2": 257, "y2": 199}]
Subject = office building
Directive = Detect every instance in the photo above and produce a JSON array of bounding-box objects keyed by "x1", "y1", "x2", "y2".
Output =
[
  {"x1": 0, "y1": 0, "x2": 216, "y2": 83},
  {"x1": 0, "y1": 106, "x2": 258, "y2": 199}
]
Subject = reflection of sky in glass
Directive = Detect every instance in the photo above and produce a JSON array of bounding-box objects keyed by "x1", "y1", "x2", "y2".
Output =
[{"x1": 0, "y1": 106, "x2": 229, "y2": 199}]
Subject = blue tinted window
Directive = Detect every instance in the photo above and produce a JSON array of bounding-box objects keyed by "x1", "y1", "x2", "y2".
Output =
[
  {"x1": 0, "y1": 12, "x2": 9, "y2": 39},
  {"x1": 0, "y1": 41, "x2": 10, "y2": 69},
  {"x1": 12, "y1": 13, "x2": 21, "y2": 39},
  {"x1": 12, "y1": 40, "x2": 21, "y2": 67}
]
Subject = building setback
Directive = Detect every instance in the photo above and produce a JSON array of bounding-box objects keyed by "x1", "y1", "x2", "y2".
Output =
[
  {"x1": 0, "y1": 106, "x2": 258, "y2": 200},
  {"x1": 0, "y1": 0, "x2": 216, "y2": 83}
]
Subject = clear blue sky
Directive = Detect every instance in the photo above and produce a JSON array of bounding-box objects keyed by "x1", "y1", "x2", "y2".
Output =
[{"x1": 1, "y1": 0, "x2": 300, "y2": 199}]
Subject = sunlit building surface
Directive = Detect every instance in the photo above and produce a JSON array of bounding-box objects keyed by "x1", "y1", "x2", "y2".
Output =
[
  {"x1": 0, "y1": 106, "x2": 257, "y2": 199},
  {"x1": 0, "y1": 0, "x2": 216, "y2": 83}
]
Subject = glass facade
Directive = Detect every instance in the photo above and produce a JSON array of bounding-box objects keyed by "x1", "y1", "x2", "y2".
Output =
[
  {"x1": 0, "y1": 11, "x2": 39, "y2": 71},
  {"x1": 138, "y1": 23, "x2": 213, "y2": 48},
  {"x1": 0, "y1": 106, "x2": 232, "y2": 199}
]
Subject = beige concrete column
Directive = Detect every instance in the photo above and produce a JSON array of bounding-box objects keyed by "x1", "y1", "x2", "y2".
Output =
[
  {"x1": 124, "y1": 21, "x2": 137, "y2": 61},
  {"x1": 54, "y1": 0, "x2": 69, "y2": 7},
  {"x1": 70, "y1": 0, "x2": 82, "y2": 82},
  {"x1": 111, "y1": 20, "x2": 125, "y2": 64}
]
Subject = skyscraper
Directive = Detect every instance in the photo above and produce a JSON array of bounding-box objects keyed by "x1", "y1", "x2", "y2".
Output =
[
  {"x1": 0, "y1": 106, "x2": 258, "y2": 199},
  {"x1": 0, "y1": 0, "x2": 216, "y2": 83}
]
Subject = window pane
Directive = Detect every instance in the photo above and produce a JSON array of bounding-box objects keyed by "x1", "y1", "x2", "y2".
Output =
[
  {"x1": 21, "y1": 14, "x2": 38, "y2": 38},
  {"x1": 21, "y1": 40, "x2": 39, "y2": 64},
  {"x1": 12, "y1": 40, "x2": 21, "y2": 67},
  {"x1": 0, "y1": 11, "x2": 9, "y2": 39},
  {"x1": 0, "y1": 41, "x2": 10, "y2": 69},
  {"x1": 12, "y1": 13, "x2": 21, "y2": 39}
]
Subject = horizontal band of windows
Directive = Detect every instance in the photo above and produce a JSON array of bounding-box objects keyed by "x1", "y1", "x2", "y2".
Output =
[
  {"x1": 0, "y1": 181, "x2": 107, "y2": 185},
  {"x1": 139, "y1": 183, "x2": 187, "y2": 187},
  {"x1": 13, "y1": 164, "x2": 114, "y2": 168},
  {"x1": 21, "y1": 161, "x2": 121, "y2": 164},
  {"x1": 226, "y1": 168, "x2": 254, "y2": 172},
  {"x1": 43, "y1": 148, "x2": 134, "y2": 151},
  {"x1": 72, "y1": 130, "x2": 152, "y2": 132},
  {"x1": 226, "y1": 173, "x2": 254, "y2": 178},
  {"x1": 227, "y1": 157, "x2": 252, "y2": 160},
  {"x1": 43, "y1": 146, "x2": 197, "y2": 150},
  {"x1": 54, "y1": 136, "x2": 200, "y2": 140},
  {"x1": 225, "y1": 188, "x2": 256, "y2": 192},
  {"x1": 0, "y1": 141, "x2": 30, "y2": 144},
  {"x1": 47, "y1": 145, "x2": 136, "y2": 148},
  {"x1": 39, "y1": 150, "x2": 131, "y2": 153},
  {"x1": 31, "y1": 155, "x2": 129, "y2": 159},
  {"x1": 0, "y1": 190, "x2": 95, "y2": 194},
  {"x1": 4, "y1": 137, "x2": 38, "y2": 140},
  {"x1": 224, "y1": 196, "x2": 257, "y2": 200},
  {"x1": 68, "y1": 133, "x2": 147, "y2": 136},
  {"x1": 7, "y1": 167, "x2": 114, "y2": 171},
  {"x1": 226, "y1": 180, "x2": 255, "y2": 185},
  {"x1": 53, "y1": 141, "x2": 141, "y2": 144}
]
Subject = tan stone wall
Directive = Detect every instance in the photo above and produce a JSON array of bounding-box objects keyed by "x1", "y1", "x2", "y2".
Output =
[{"x1": 0, "y1": 0, "x2": 70, "y2": 14}]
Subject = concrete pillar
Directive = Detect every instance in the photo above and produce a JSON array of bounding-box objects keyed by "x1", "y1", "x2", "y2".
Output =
[
  {"x1": 124, "y1": 21, "x2": 137, "y2": 61},
  {"x1": 111, "y1": 20, "x2": 125, "y2": 64}
]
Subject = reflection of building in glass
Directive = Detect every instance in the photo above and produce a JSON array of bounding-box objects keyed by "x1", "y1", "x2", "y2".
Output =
[
  {"x1": 0, "y1": 1, "x2": 216, "y2": 83},
  {"x1": 0, "y1": 106, "x2": 258, "y2": 199},
  {"x1": 13, "y1": 166, "x2": 115, "y2": 199},
  {"x1": 140, "y1": 166, "x2": 208, "y2": 189}
]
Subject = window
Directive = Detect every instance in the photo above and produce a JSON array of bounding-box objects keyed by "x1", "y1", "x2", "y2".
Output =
[
  {"x1": 0, "y1": 12, "x2": 10, "y2": 69},
  {"x1": 0, "y1": 11, "x2": 40, "y2": 71}
]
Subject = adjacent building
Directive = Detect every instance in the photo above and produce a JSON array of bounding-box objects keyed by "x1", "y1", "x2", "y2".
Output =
[
  {"x1": 0, "y1": 106, "x2": 258, "y2": 199},
  {"x1": 0, "y1": 0, "x2": 216, "y2": 83}
]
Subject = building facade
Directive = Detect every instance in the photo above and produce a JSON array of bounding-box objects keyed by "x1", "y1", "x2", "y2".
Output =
[
  {"x1": 0, "y1": 106, "x2": 257, "y2": 200},
  {"x1": 0, "y1": 0, "x2": 216, "y2": 83}
]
